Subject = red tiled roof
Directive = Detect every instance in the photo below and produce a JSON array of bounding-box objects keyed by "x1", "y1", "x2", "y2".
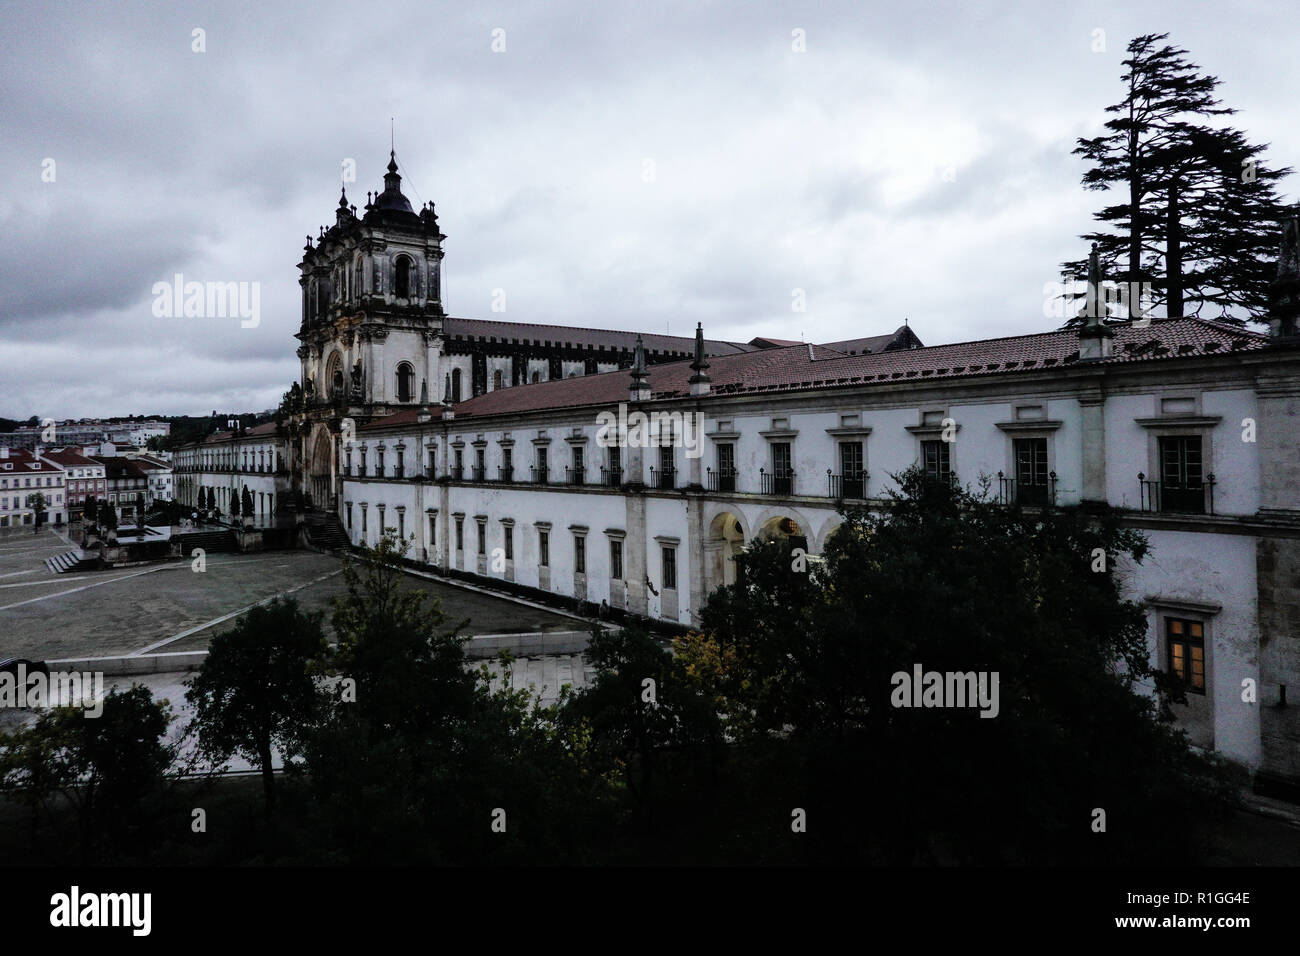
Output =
[
  {"x1": 357, "y1": 318, "x2": 1266, "y2": 428},
  {"x1": 201, "y1": 421, "x2": 278, "y2": 443},
  {"x1": 38, "y1": 448, "x2": 100, "y2": 467},
  {"x1": 92, "y1": 456, "x2": 153, "y2": 479},
  {"x1": 442, "y1": 316, "x2": 753, "y2": 357},
  {"x1": 0, "y1": 448, "x2": 62, "y2": 472}
]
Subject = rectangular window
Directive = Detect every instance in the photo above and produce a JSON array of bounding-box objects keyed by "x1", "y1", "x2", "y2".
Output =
[
  {"x1": 922, "y1": 439, "x2": 951, "y2": 481},
  {"x1": 1167, "y1": 618, "x2": 1206, "y2": 694},
  {"x1": 838, "y1": 442, "x2": 864, "y2": 498},
  {"x1": 572, "y1": 445, "x2": 584, "y2": 474},
  {"x1": 1013, "y1": 437, "x2": 1049, "y2": 506},
  {"x1": 768, "y1": 442, "x2": 792, "y2": 495},
  {"x1": 477, "y1": 521, "x2": 486, "y2": 555},
  {"x1": 1159, "y1": 435, "x2": 1205, "y2": 514},
  {"x1": 658, "y1": 445, "x2": 674, "y2": 488},
  {"x1": 398, "y1": 511, "x2": 405, "y2": 540},
  {"x1": 456, "y1": 516, "x2": 464, "y2": 551},
  {"x1": 429, "y1": 513, "x2": 436, "y2": 545},
  {"x1": 662, "y1": 546, "x2": 677, "y2": 590},
  {"x1": 377, "y1": 450, "x2": 385, "y2": 478},
  {"x1": 539, "y1": 530, "x2": 549, "y2": 567},
  {"x1": 347, "y1": 503, "x2": 353, "y2": 529},
  {"x1": 504, "y1": 525, "x2": 513, "y2": 560},
  {"x1": 574, "y1": 535, "x2": 586, "y2": 574},
  {"x1": 610, "y1": 539, "x2": 623, "y2": 580}
]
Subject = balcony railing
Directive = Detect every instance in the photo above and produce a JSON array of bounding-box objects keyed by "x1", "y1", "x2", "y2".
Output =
[
  {"x1": 471, "y1": 466, "x2": 486, "y2": 483},
  {"x1": 827, "y1": 470, "x2": 868, "y2": 500},
  {"x1": 1139, "y1": 472, "x2": 1215, "y2": 515},
  {"x1": 450, "y1": 466, "x2": 464, "y2": 481},
  {"x1": 531, "y1": 466, "x2": 549, "y2": 485},
  {"x1": 707, "y1": 467, "x2": 737, "y2": 493},
  {"x1": 996, "y1": 471, "x2": 1056, "y2": 507},
  {"x1": 565, "y1": 467, "x2": 586, "y2": 486},
  {"x1": 650, "y1": 466, "x2": 676, "y2": 490},
  {"x1": 760, "y1": 468, "x2": 794, "y2": 496},
  {"x1": 600, "y1": 466, "x2": 623, "y2": 488},
  {"x1": 498, "y1": 466, "x2": 514, "y2": 482}
]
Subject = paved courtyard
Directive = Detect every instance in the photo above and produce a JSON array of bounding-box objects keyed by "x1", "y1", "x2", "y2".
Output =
[{"x1": 0, "y1": 529, "x2": 584, "y2": 661}]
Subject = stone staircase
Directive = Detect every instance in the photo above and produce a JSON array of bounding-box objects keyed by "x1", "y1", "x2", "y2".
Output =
[
  {"x1": 44, "y1": 550, "x2": 99, "y2": 574},
  {"x1": 305, "y1": 515, "x2": 351, "y2": 552}
]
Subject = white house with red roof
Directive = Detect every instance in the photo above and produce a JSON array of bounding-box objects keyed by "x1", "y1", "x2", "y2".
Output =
[{"x1": 0, "y1": 446, "x2": 66, "y2": 527}]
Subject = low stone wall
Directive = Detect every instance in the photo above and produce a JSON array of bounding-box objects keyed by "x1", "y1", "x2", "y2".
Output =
[{"x1": 44, "y1": 650, "x2": 208, "y2": 676}]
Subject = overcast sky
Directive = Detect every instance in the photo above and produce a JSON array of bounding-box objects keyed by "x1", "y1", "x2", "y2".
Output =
[{"x1": 1, "y1": 0, "x2": 1295, "y2": 419}]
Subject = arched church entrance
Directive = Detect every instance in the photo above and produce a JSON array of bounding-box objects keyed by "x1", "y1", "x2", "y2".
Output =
[{"x1": 309, "y1": 428, "x2": 334, "y2": 511}]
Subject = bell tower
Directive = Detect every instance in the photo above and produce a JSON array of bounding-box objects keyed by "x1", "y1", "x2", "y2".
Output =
[{"x1": 291, "y1": 148, "x2": 448, "y2": 513}]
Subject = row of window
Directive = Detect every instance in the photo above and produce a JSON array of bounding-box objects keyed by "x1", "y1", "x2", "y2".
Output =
[
  {"x1": 352, "y1": 430, "x2": 1213, "y2": 515},
  {"x1": 0, "y1": 494, "x2": 63, "y2": 509},
  {"x1": 343, "y1": 505, "x2": 679, "y2": 591}
]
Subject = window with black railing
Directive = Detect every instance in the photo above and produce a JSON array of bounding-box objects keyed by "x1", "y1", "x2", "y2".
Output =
[
  {"x1": 566, "y1": 466, "x2": 585, "y2": 486},
  {"x1": 472, "y1": 465, "x2": 486, "y2": 482},
  {"x1": 450, "y1": 465, "x2": 464, "y2": 481},
  {"x1": 531, "y1": 465, "x2": 549, "y2": 485},
  {"x1": 762, "y1": 442, "x2": 794, "y2": 495},
  {"x1": 997, "y1": 470, "x2": 1056, "y2": 507},
  {"x1": 707, "y1": 466, "x2": 738, "y2": 493},
  {"x1": 601, "y1": 466, "x2": 623, "y2": 487},
  {"x1": 760, "y1": 467, "x2": 794, "y2": 496},
  {"x1": 651, "y1": 466, "x2": 676, "y2": 490},
  {"x1": 498, "y1": 465, "x2": 514, "y2": 482},
  {"x1": 1139, "y1": 436, "x2": 1214, "y2": 515},
  {"x1": 827, "y1": 469, "x2": 868, "y2": 499}
]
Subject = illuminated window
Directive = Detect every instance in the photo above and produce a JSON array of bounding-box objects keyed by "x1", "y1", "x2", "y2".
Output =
[{"x1": 1167, "y1": 618, "x2": 1205, "y2": 694}]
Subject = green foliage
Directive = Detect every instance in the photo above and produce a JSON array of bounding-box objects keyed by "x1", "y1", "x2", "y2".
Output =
[
  {"x1": 0, "y1": 686, "x2": 180, "y2": 863},
  {"x1": 296, "y1": 531, "x2": 616, "y2": 864},
  {"x1": 680, "y1": 466, "x2": 1237, "y2": 863},
  {"x1": 187, "y1": 596, "x2": 328, "y2": 811},
  {"x1": 1063, "y1": 32, "x2": 1292, "y2": 325}
]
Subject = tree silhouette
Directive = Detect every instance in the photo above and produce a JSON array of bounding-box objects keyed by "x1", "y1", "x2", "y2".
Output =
[{"x1": 1062, "y1": 33, "x2": 1292, "y2": 326}]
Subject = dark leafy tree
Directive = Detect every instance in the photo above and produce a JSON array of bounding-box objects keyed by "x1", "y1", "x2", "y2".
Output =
[
  {"x1": 677, "y1": 466, "x2": 1238, "y2": 864},
  {"x1": 241, "y1": 486, "x2": 254, "y2": 523},
  {"x1": 559, "y1": 626, "x2": 725, "y2": 835},
  {"x1": 1062, "y1": 33, "x2": 1292, "y2": 325},
  {"x1": 299, "y1": 532, "x2": 614, "y2": 864},
  {"x1": 187, "y1": 597, "x2": 328, "y2": 812},
  {"x1": 0, "y1": 686, "x2": 181, "y2": 863}
]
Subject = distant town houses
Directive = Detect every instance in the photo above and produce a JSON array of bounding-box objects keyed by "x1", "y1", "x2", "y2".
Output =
[{"x1": 0, "y1": 419, "x2": 170, "y2": 451}]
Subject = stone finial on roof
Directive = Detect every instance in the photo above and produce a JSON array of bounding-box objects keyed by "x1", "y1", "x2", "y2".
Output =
[
  {"x1": 689, "y1": 322, "x2": 711, "y2": 396},
  {"x1": 630, "y1": 335, "x2": 650, "y2": 401},
  {"x1": 1079, "y1": 242, "x2": 1115, "y2": 359}
]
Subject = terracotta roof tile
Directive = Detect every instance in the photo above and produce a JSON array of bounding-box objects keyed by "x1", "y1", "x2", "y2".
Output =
[{"x1": 359, "y1": 318, "x2": 1264, "y2": 428}]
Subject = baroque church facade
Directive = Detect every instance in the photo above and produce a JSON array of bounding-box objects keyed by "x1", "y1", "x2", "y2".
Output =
[
  {"x1": 286, "y1": 151, "x2": 916, "y2": 511},
  {"x1": 175, "y1": 152, "x2": 1300, "y2": 791}
]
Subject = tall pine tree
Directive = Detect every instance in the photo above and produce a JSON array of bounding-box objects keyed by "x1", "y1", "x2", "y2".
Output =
[{"x1": 1062, "y1": 33, "x2": 1291, "y2": 327}]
